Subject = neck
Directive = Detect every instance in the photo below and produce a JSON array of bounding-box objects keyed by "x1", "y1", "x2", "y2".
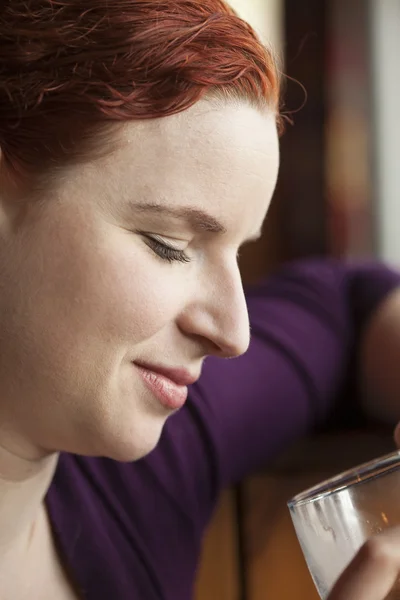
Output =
[{"x1": 0, "y1": 441, "x2": 58, "y2": 562}]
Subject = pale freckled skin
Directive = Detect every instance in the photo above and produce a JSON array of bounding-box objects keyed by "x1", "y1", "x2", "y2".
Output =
[
  {"x1": 0, "y1": 98, "x2": 279, "y2": 597},
  {"x1": 0, "y1": 99, "x2": 279, "y2": 463}
]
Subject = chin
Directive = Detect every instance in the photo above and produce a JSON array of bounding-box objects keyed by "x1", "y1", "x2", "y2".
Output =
[
  {"x1": 105, "y1": 435, "x2": 162, "y2": 463},
  {"x1": 83, "y1": 414, "x2": 168, "y2": 463}
]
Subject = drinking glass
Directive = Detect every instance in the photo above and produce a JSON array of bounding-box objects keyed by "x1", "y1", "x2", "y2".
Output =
[{"x1": 288, "y1": 450, "x2": 400, "y2": 599}]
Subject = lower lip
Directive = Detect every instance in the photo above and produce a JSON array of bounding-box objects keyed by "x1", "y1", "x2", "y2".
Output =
[{"x1": 135, "y1": 365, "x2": 188, "y2": 411}]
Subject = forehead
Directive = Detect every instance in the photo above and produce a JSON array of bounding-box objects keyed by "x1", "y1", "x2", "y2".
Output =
[{"x1": 99, "y1": 99, "x2": 280, "y2": 238}]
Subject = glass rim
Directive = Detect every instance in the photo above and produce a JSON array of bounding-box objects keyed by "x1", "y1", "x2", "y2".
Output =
[{"x1": 287, "y1": 450, "x2": 400, "y2": 508}]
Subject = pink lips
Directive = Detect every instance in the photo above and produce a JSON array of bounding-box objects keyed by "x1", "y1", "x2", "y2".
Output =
[{"x1": 134, "y1": 363, "x2": 198, "y2": 411}]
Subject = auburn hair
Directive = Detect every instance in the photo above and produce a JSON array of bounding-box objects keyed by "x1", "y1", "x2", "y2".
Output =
[{"x1": 0, "y1": 0, "x2": 281, "y2": 182}]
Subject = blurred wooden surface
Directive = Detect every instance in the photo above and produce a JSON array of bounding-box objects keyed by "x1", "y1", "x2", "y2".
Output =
[{"x1": 194, "y1": 489, "x2": 240, "y2": 600}]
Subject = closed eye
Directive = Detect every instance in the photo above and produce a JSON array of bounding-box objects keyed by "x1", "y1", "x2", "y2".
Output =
[{"x1": 141, "y1": 233, "x2": 191, "y2": 264}]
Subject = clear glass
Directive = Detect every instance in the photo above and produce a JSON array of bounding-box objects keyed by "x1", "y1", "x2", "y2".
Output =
[{"x1": 288, "y1": 450, "x2": 400, "y2": 599}]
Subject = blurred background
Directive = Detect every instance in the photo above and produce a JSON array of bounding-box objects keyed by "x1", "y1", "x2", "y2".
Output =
[
  {"x1": 195, "y1": 1, "x2": 400, "y2": 599},
  {"x1": 226, "y1": 0, "x2": 400, "y2": 285}
]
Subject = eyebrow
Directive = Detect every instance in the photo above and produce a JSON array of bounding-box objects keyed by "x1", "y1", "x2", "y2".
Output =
[{"x1": 132, "y1": 201, "x2": 227, "y2": 235}]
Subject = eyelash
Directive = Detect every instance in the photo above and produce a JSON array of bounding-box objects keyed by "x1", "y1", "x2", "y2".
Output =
[{"x1": 142, "y1": 234, "x2": 191, "y2": 264}]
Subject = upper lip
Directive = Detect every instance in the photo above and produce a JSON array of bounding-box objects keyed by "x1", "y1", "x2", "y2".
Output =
[{"x1": 133, "y1": 361, "x2": 200, "y2": 387}]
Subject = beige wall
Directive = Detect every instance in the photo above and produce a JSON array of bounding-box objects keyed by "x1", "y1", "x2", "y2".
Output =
[
  {"x1": 370, "y1": 0, "x2": 400, "y2": 264},
  {"x1": 227, "y1": 0, "x2": 283, "y2": 49}
]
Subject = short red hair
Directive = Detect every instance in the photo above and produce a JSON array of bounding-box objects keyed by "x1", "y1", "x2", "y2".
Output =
[{"x1": 0, "y1": 0, "x2": 281, "y2": 182}]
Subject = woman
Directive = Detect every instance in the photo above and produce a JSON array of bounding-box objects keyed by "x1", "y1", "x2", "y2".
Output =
[{"x1": 1, "y1": 1, "x2": 400, "y2": 598}]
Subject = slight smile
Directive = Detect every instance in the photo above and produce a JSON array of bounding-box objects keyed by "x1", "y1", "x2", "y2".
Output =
[{"x1": 133, "y1": 362, "x2": 199, "y2": 410}]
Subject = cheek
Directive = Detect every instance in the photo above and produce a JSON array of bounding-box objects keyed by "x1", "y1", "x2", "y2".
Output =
[
  {"x1": 54, "y1": 219, "x2": 190, "y2": 349},
  {"x1": 0, "y1": 220, "x2": 187, "y2": 368},
  {"x1": 93, "y1": 241, "x2": 186, "y2": 343}
]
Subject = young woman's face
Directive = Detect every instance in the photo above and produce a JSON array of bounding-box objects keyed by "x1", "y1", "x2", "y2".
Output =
[{"x1": 0, "y1": 99, "x2": 279, "y2": 461}]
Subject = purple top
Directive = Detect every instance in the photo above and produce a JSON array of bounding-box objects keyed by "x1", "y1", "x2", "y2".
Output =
[{"x1": 46, "y1": 258, "x2": 400, "y2": 599}]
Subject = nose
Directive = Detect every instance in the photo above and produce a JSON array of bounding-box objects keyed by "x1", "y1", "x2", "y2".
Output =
[{"x1": 177, "y1": 263, "x2": 250, "y2": 358}]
